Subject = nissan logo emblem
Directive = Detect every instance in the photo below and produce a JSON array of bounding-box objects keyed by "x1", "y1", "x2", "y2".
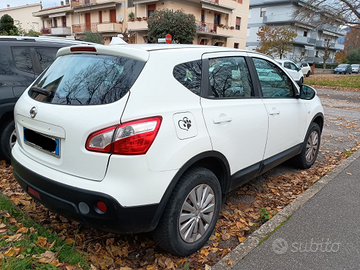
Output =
[{"x1": 30, "y1": 106, "x2": 37, "y2": 118}]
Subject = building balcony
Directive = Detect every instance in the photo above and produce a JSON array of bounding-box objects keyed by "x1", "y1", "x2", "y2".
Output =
[
  {"x1": 196, "y1": 21, "x2": 232, "y2": 37},
  {"x1": 318, "y1": 24, "x2": 346, "y2": 37},
  {"x1": 72, "y1": 23, "x2": 98, "y2": 33},
  {"x1": 200, "y1": 0, "x2": 234, "y2": 14},
  {"x1": 263, "y1": 13, "x2": 313, "y2": 27},
  {"x1": 316, "y1": 40, "x2": 344, "y2": 50},
  {"x1": 51, "y1": 27, "x2": 72, "y2": 36},
  {"x1": 292, "y1": 36, "x2": 316, "y2": 45},
  {"x1": 97, "y1": 22, "x2": 123, "y2": 33},
  {"x1": 133, "y1": 0, "x2": 159, "y2": 4},
  {"x1": 127, "y1": 19, "x2": 148, "y2": 31}
]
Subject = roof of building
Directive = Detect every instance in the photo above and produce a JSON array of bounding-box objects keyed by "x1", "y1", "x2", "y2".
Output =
[{"x1": 0, "y1": 3, "x2": 42, "y2": 12}]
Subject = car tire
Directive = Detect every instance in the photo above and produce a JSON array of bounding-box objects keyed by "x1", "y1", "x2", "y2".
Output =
[
  {"x1": 0, "y1": 120, "x2": 16, "y2": 163},
  {"x1": 306, "y1": 71, "x2": 311, "y2": 77},
  {"x1": 291, "y1": 123, "x2": 321, "y2": 169},
  {"x1": 152, "y1": 167, "x2": 221, "y2": 256}
]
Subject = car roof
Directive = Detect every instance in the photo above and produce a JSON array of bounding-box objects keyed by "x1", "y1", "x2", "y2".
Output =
[{"x1": 0, "y1": 35, "x2": 95, "y2": 45}]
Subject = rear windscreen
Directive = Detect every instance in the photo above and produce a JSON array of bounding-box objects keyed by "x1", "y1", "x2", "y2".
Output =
[{"x1": 28, "y1": 54, "x2": 145, "y2": 105}]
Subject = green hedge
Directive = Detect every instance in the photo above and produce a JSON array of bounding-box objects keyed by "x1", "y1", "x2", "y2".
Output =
[{"x1": 314, "y1": 63, "x2": 338, "y2": 69}]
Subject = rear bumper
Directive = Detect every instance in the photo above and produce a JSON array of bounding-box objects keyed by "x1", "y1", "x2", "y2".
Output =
[{"x1": 12, "y1": 156, "x2": 159, "y2": 234}]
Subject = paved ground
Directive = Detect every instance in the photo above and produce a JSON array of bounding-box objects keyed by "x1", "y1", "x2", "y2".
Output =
[{"x1": 231, "y1": 148, "x2": 360, "y2": 270}]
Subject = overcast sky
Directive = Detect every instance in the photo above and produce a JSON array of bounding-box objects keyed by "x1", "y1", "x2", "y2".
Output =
[{"x1": 1, "y1": 0, "x2": 62, "y2": 10}]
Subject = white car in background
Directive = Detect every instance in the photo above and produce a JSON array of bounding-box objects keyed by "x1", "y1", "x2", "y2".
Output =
[
  {"x1": 297, "y1": 62, "x2": 311, "y2": 77},
  {"x1": 276, "y1": 59, "x2": 304, "y2": 86}
]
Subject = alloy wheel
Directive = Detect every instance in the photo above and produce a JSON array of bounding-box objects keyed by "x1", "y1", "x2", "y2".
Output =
[
  {"x1": 305, "y1": 130, "x2": 319, "y2": 163},
  {"x1": 179, "y1": 184, "x2": 215, "y2": 243}
]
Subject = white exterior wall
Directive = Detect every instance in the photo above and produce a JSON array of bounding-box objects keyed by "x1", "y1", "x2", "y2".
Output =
[{"x1": 0, "y1": 4, "x2": 42, "y2": 32}]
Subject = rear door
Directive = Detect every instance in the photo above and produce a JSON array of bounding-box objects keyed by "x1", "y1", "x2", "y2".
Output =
[{"x1": 200, "y1": 52, "x2": 268, "y2": 182}]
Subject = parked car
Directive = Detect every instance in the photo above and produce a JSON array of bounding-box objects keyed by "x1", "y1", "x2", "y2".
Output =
[
  {"x1": 334, "y1": 64, "x2": 352, "y2": 74},
  {"x1": 351, "y1": 64, "x2": 360, "y2": 73},
  {"x1": 12, "y1": 44, "x2": 324, "y2": 256},
  {"x1": 276, "y1": 59, "x2": 304, "y2": 86},
  {"x1": 0, "y1": 36, "x2": 93, "y2": 162},
  {"x1": 297, "y1": 62, "x2": 311, "y2": 77}
]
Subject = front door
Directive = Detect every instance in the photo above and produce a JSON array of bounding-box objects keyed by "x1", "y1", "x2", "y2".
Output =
[
  {"x1": 85, "y1": 13, "x2": 91, "y2": 30},
  {"x1": 250, "y1": 55, "x2": 307, "y2": 160},
  {"x1": 110, "y1": 9, "x2": 116, "y2": 23}
]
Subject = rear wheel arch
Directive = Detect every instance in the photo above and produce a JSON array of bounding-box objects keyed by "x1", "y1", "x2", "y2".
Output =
[{"x1": 149, "y1": 151, "x2": 230, "y2": 230}]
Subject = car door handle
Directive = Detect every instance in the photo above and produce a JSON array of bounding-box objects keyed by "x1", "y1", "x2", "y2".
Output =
[
  {"x1": 269, "y1": 110, "x2": 280, "y2": 115},
  {"x1": 213, "y1": 117, "x2": 232, "y2": 124}
]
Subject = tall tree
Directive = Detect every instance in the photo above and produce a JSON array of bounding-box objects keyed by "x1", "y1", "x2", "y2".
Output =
[
  {"x1": 147, "y1": 9, "x2": 196, "y2": 44},
  {"x1": 0, "y1": 14, "x2": 19, "y2": 35},
  {"x1": 320, "y1": 39, "x2": 332, "y2": 69},
  {"x1": 256, "y1": 25, "x2": 297, "y2": 59},
  {"x1": 343, "y1": 28, "x2": 360, "y2": 53},
  {"x1": 296, "y1": 0, "x2": 360, "y2": 27}
]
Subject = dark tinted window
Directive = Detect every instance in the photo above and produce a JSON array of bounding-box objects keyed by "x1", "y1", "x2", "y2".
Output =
[
  {"x1": 173, "y1": 60, "x2": 202, "y2": 95},
  {"x1": 0, "y1": 48, "x2": 13, "y2": 75},
  {"x1": 29, "y1": 54, "x2": 145, "y2": 105},
  {"x1": 208, "y1": 57, "x2": 253, "y2": 98},
  {"x1": 35, "y1": 47, "x2": 58, "y2": 71},
  {"x1": 253, "y1": 58, "x2": 294, "y2": 98},
  {"x1": 12, "y1": 47, "x2": 33, "y2": 73}
]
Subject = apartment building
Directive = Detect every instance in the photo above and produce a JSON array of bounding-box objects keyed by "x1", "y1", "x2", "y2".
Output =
[
  {"x1": 33, "y1": 0, "x2": 249, "y2": 48},
  {"x1": 0, "y1": 3, "x2": 42, "y2": 32},
  {"x1": 246, "y1": 0, "x2": 346, "y2": 63}
]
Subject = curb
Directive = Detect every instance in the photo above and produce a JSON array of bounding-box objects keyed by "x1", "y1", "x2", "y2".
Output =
[{"x1": 211, "y1": 150, "x2": 360, "y2": 270}]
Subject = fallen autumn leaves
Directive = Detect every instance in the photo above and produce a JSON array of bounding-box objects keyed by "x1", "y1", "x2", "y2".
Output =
[{"x1": 0, "y1": 100, "x2": 359, "y2": 269}]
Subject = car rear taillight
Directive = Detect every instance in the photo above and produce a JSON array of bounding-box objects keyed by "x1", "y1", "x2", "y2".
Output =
[{"x1": 85, "y1": 117, "x2": 162, "y2": 155}]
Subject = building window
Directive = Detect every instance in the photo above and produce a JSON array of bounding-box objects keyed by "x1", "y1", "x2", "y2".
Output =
[
  {"x1": 53, "y1": 18, "x2": 57, "y2": 28},
  {"x1": 234, "y1": 43, "x2": 239, "y2": 49},
  {"x1": 128, "y1": 0, "x2": 133, "y2": 7},
  {"x1": 99, "y1": 11, "x2": 102, "y2": 23},
  {"x1": 260, "y1": 8, "x2": 266, "y2": 17},
  {"x1": 110, "y1": 9, "x2": 116, "y2": 23},
  {"x1": 148, "y1": 4, "x2": 156, "y2": 17},
  {"x1": 62, "y1": 16, "x2": 66, "y2": 27},
  {"x1": 303, "y1": 31, "x2": 307, "y2": 37},
  {"x1": 201, "y1": 10, "x2": 205, "y2": 22},
  {"x1": 315, "y1": 50, "x2": 319, "y2": 57},
  {"x1": 238, "y1": 0, "x2": 242, "y2": 3},
  {"x1": 236, "y1": 17, "x2": 241, "y2": 30}
]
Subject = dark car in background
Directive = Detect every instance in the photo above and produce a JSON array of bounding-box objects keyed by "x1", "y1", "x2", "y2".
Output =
[
  {"x1": 334, "y1": 64, "x2": 352, "y2": 74},
  {"x1": 0, "y1": 36, "x2": 92, "y2": 162}
]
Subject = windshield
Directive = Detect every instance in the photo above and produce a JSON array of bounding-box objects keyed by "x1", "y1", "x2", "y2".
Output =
[
  {"x1": 337, "y1": 64, "x2": 348, "y2": 68},
  {"x1": 28, "y1": 54, "x2": 145, "y2": 105}
]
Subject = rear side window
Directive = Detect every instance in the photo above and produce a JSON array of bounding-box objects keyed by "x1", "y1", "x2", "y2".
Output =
[
  {"x1": 35, "y1": 47, "x2": 58, "y2": 71},
  {"x1": 12, "y1": 47, "x2": 34, "y2": 73},
  {"x1": 173, "y1": 60, "x2": 202, "y2": 95},
  {"x1": 29, "y1": 54, "x2": 145, "y2": 105}
]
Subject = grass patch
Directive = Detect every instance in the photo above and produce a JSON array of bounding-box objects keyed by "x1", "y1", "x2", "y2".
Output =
[
  {"x1": 258, "y1": 216, "x2": 291, "y2": 246},
  {"x1": 0, "y1": 193, "x2": 90, "y2": 269},
  {"x1": 304, "y1": 75, "x2": 360, "y2": 88}
]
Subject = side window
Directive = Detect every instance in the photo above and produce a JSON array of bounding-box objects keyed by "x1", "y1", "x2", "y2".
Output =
[
  {"x1": 173, "y1": 60, "x2": 202, "y2": 95},
  {"x1": 208, "y1": 57, "x2": 253, "y2": 98},
  {"x1": 35, "y1": 47, "x2": 58, "y2": 71},
  {"x1": 288, "y1": 62, "x2": 298, "y2": 70},
  {"x1": 12, "y1": 47, "x2": 34, "y2": 73},
  {"x1": 253, "y1": 58, "x2": 294, "y2": 98}
]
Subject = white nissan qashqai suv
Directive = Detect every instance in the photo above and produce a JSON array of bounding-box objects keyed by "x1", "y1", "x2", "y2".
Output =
[{"x1": 12, "y1": 44, "x2": 324, "y2": 256}]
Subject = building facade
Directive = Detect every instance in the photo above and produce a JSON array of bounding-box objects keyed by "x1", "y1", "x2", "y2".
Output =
[
  {"x1": 33, "y1": 0, "x2": 250, "y2": 48},
  {"x1": 0, "y1": 3, "x2": 43, "y2": 33},
  {"x1": 246, "y1": 0, "x2": 346, "y2": 63}
]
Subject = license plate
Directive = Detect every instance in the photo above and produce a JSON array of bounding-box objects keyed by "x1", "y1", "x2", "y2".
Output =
[{"x1": 24, "y1": 128, "x2": 60, "y2": 157}]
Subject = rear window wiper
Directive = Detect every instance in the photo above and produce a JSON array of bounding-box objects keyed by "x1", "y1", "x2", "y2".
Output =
[{"x1": 30, "y1": 86, "x2": 51, "y2": 97}]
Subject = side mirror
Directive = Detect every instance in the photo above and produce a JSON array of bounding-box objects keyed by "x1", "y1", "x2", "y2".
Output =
[{"x1": 299, "y1": 85, "x2": 316, "y2": 100}]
